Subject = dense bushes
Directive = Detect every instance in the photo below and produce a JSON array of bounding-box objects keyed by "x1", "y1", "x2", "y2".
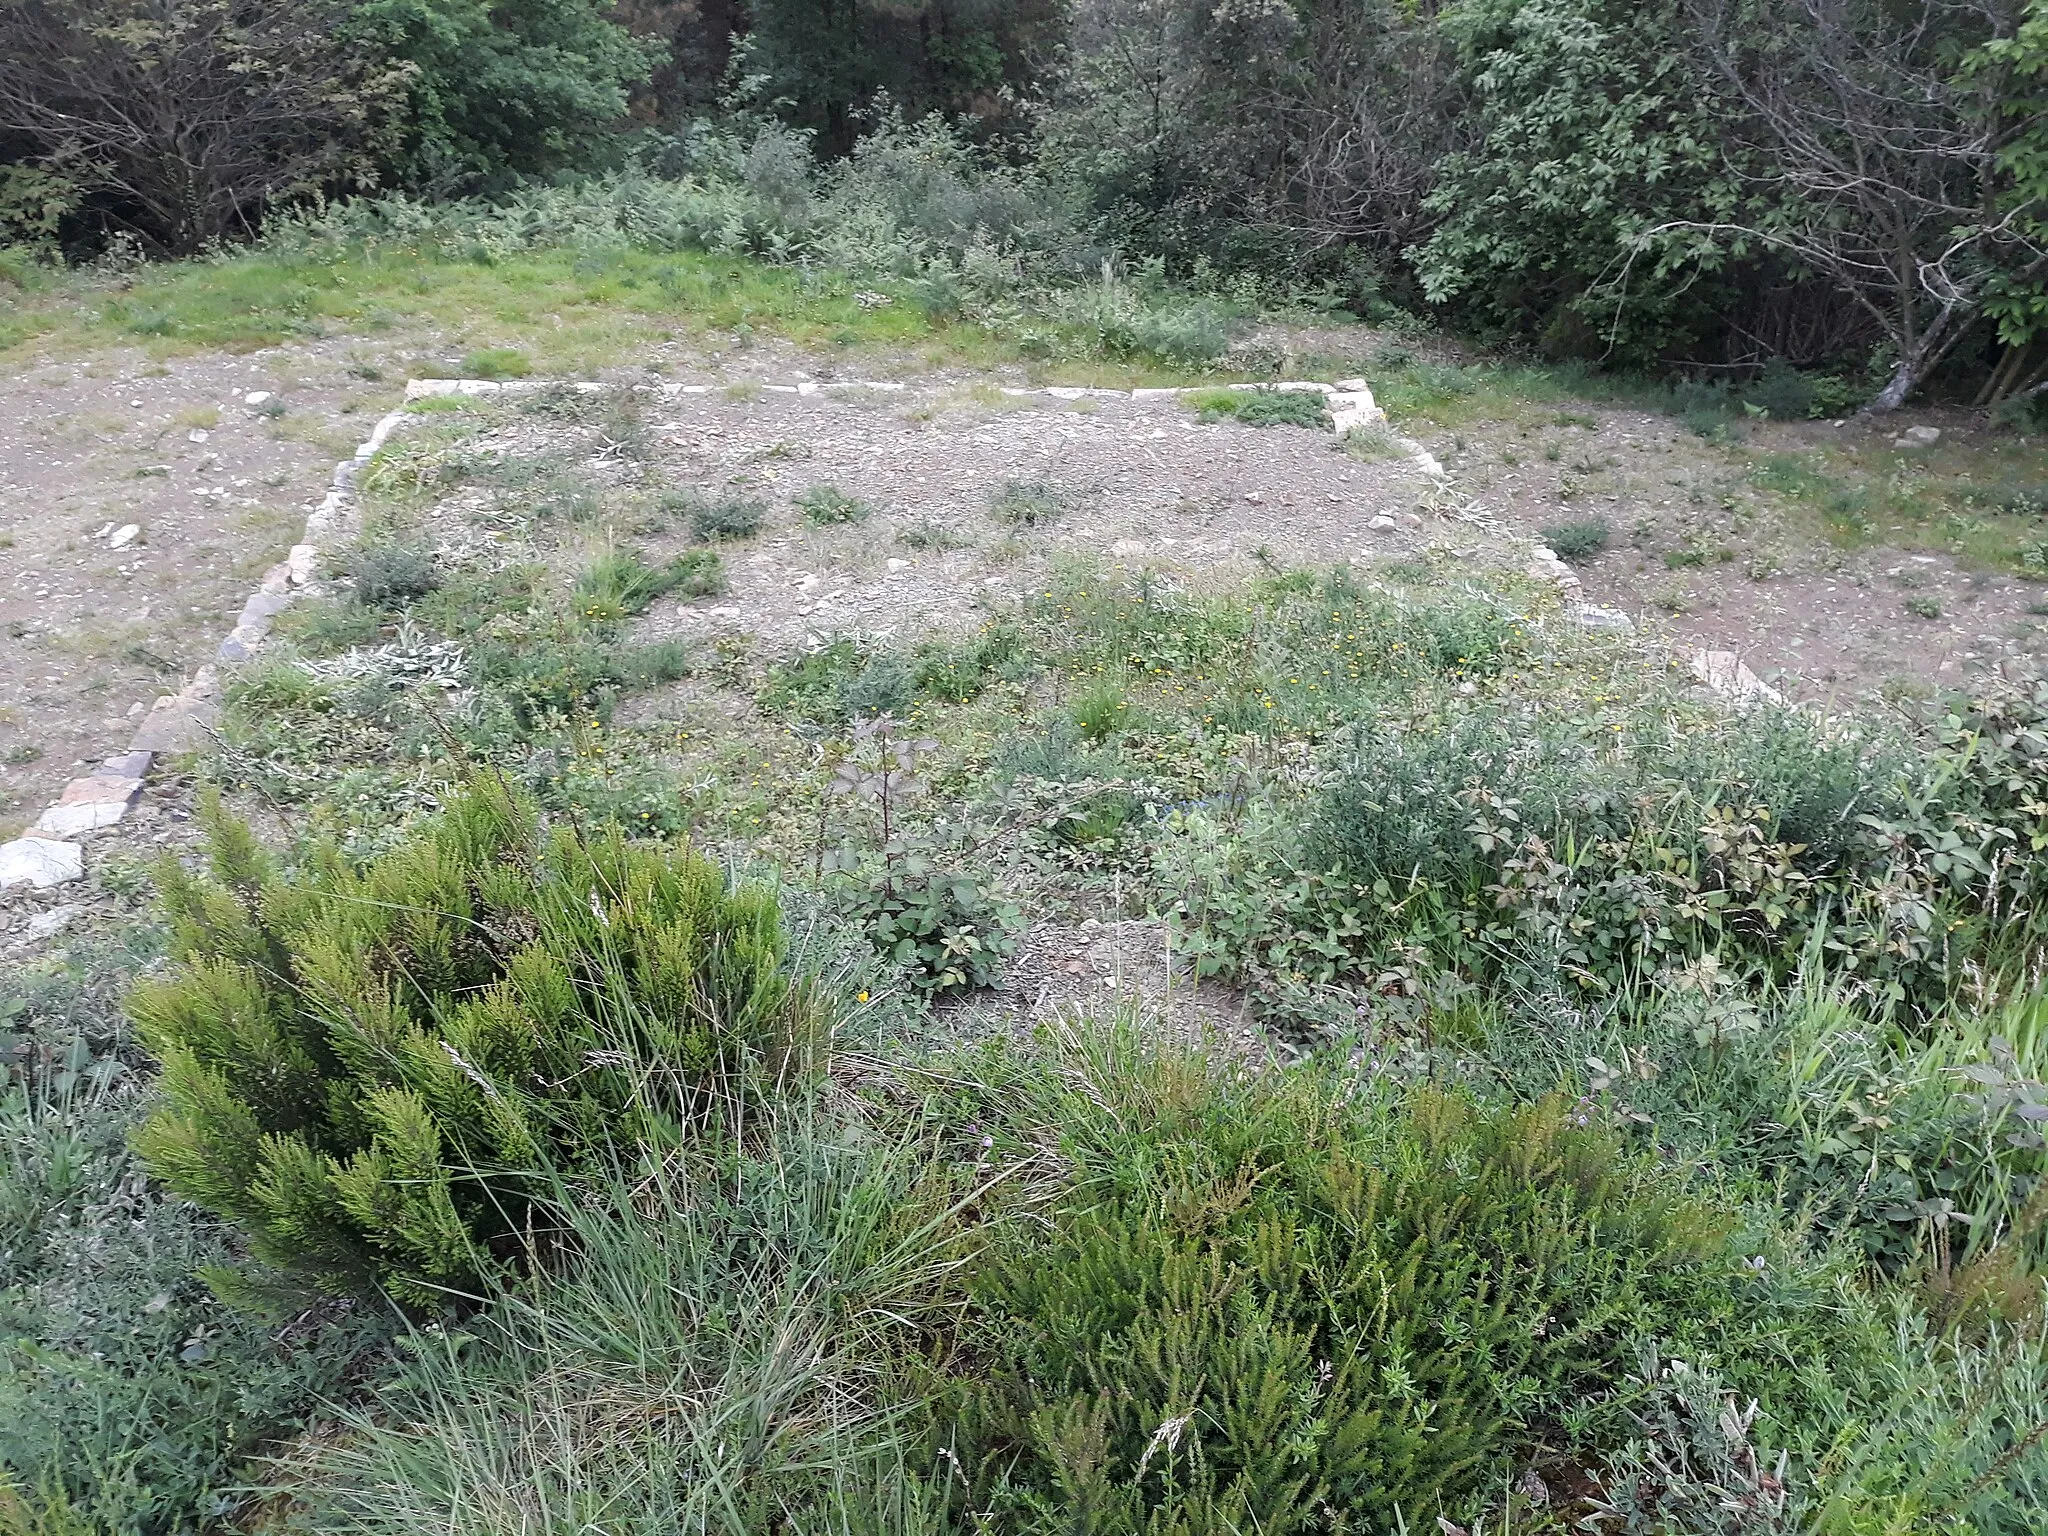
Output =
[
  {"x1": 957, "y1": 1055, "x2": 1769, "y2": 1529},
  {"x1": 132, "y1": 782, "x2": 801, "y2": 1304},
  {"x1": 1168, "y1": 669, "x2": 2048, "y2": 1018},
  {"x1": 267, "y1": 1024, "x2": 2048, "y2": 1532},
  {"x1": 5, "y1": 0, "x2": 2045, "y2": 404}
]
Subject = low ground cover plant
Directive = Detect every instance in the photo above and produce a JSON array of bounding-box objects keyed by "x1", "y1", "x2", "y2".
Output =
[{"x1": 1187, "y1": 386, "x2": 1332, "y2": 430}]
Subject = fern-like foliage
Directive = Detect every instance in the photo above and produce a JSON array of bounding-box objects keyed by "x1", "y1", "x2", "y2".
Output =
[{"x1": 130, "y1": 781, "x2": 800, "y2": 1307}]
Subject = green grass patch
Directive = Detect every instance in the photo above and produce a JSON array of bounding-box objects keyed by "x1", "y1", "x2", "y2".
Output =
[{"x1": 1186, "y1": 386, "x2": 1332, "y2": 429}]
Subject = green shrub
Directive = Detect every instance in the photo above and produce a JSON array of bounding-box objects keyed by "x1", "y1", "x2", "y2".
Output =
[
  {"x1": 796, "y1": 485, "x2": 874, "y2": 525},
  {"x1": 759, "y1": 640, "x2": 865, "y2": 724},
  {"x1": 912, "y1": 622, "x2": 1031, "y2": 702},
  {"x1": 469, "y1": 631, "x2": 688, "y2": 728},
  {"x1": 836, "y1": 653, "x2": 917, "y2": 719},
  {"x1": 897, "y1": 517, "x2": 968, "y2": 551},
  {"x1": 349, "y1": 544, "x2": 442, "y2": 606},
  {"x1": 988, "y1": 478, "x2": 1069, "y2": 528},
  {"x1": 680, "y1": 489, "x2": 768, "y2": 541},
  {"x1": 573, "y1": 548, "x2": 724, "y2": 621},
  {"x1": 1173, "y1": 668, "x2": 2048, "y2": 1016},
  {"x1": 1188, "y1": 386, "x2": 1332, "y2": 430},
  {"x1": 1542, "y1": 516, "x2": 1613, "y2": 563},
  {"x1": 954, "y1": 1037, "x2": 1791, "y2": 1531},
  {"x1": 131, "y1": 783, "x2": 803, "y2": 1305}
]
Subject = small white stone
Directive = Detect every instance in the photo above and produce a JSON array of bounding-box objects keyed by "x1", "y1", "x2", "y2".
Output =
[
  {"x1": 244, "y1": 390, "x2": 272, "y2": 406},
  {"x1": 23, "y1": 904, "x2": 83, "y2": 941},
  {"x1": 886, "y1": 557, "x2": 909, "y2": 571},
  {"x1": 187, "y1": 428, "x2": 209, "y2": 443},
  {"x1": 0, "y1": 837, "x2": 84, "y2": 890},
  {"x1": 1368, "y1": 515, "x2": 1397, "y2": 532},
  {"x1": 1573, "y1": 605, "x2": 1635, "y2": 632},
  {"x1": 108, "y1": 524, "x2": 140, "y2": 550}
]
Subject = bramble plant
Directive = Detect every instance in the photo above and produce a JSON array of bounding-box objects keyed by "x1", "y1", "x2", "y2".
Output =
[{"x1": 821, "y1": 716, "x2": 1019, "y2": 993}]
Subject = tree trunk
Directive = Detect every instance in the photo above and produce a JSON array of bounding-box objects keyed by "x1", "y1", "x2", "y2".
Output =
[{"x1": 1859, "y1": 301, "x2": 1970, "y2": 416}]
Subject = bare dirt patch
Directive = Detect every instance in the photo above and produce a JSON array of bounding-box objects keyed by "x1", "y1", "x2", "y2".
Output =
[
  {"x1": 615, "y1": 386, "x2": 1440, "y2": 660},
  {"x1": 0, "y1": 341, "x2": 416, "y2": 831},
  {"x1": 1417, "y1": 404, "x2": 2048, "y2": 700}
]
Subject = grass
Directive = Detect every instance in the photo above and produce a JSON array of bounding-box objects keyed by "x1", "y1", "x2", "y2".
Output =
[
  {"x1": 1185, "y1": 386, "x2": 1331, "y2": 429},
  {"x1": 0, "y1": 242, "x2": 1268, "y2": 388},
  {"x1": 988, "y1": 478, "x2": 1068, "y2": 527},
  {"x1": 1747, "y1": 444, "x2": 2048, "y2": 569}
]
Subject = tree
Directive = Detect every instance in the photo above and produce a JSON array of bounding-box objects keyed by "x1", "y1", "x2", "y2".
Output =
[
  {"x1": 743, "y1": 0, "x2": 1059, "y2": 159},
  {"x1": 0, "y1": 0, "x2": 404, "y2": 254},
  {"x1": 1411, "y1": 0, "x2": 1749, "y2": 360},
  {"x1": 1965, "y1": 0, "x2": 2048, "y2": 409},
  {"x1": 347, "y1": 0, "x2": 660, "y2": 191},
  {"x1": 1043, "y1": 0, "x2": 1460, "y2": 287},
  {"x1": 1681, "y1": 0, "x2": 2047, "y2": 413}
]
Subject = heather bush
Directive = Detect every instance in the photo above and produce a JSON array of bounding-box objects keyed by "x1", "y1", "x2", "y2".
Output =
[{"x1": 131, "y1": 782, "x2": 805, "y2": 1305}]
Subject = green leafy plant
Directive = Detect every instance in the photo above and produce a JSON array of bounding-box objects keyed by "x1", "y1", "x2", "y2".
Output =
[
  {"x1": 821, "y1": 718, "x2": 1018, "y2": 993},
  {"x1": 795, "y1": 484, "x2": 874, "y2": 525},
  {"x1": 987, "y1": 478, "x2": 1068, "y2": 528},
  {"x1": 1542, "y1": 516, "x2": 1613, "y2": 563},
  {"x1": 131, "y1": 783, "x2": 803, "y2": 1305}
]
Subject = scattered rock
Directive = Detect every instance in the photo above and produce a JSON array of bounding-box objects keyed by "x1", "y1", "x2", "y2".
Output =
[
  {"x1": 108, "y1": 523, "x2": 140, "y2": 549},
  {"x1": 1572, "y1": 604, "x2": 1636, "y2": 632},
  {"x1": 244, "y1": 390, "x2": 272, "y2": 406},
  {"x1": 22, "y1": 903, "x2": 84, "y2": 941},
  {"x1": 1891, "y1": 424, "x2": 1941, "y2": 449},
  {"x1": 1367, "y1": 514, "x2": 1398, "y2": 532},
  {"x1": 1691, "y1": 649, "x2": 1782, "y2": 705},
  {"x1": 0, "y1": 836, "x2": 84, "y2": 890},
  {"x1": 187, "y1": 428, "x2": 209, "y2": 443}
]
